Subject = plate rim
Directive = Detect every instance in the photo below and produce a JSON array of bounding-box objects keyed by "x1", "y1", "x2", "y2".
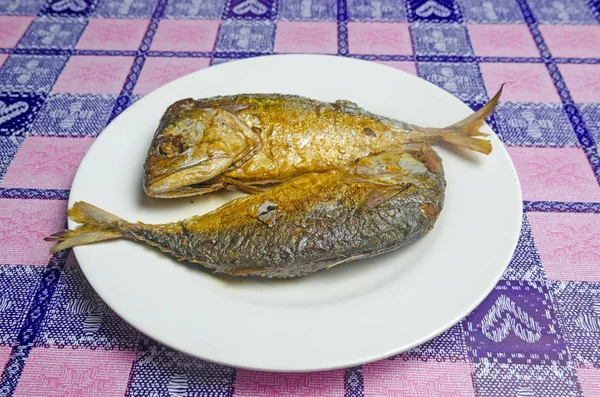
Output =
[{"x1": 69, "y1": 54, "x2": 523, "y2": 372}]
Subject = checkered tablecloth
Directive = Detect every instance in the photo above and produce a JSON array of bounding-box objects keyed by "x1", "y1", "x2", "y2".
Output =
[{"x1": 1, "y1": 0, "x2": 600, "y2": 395}]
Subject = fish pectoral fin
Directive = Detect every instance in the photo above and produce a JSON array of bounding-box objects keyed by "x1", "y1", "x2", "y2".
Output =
[
  {"x1": 325, "y1": 254, "x2": 365, "y2": 269},
  {"x1": 222, "y1": 177, "x2": 266, "y2": 195},
  {"x1": 342, "y1": 172, "x2": 406, "y2": 186},
  {"x1": 359, "y1": 184, "x2": 413, "y2": 212}
]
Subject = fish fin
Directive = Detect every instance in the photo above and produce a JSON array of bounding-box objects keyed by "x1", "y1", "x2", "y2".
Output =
[
  {"x1": 222, "y1": 177, "x2": 266, "y2": 194},
  {"x1": 325, "y1": 255, "x2": 362, "y2": 269},
  {"x1": 46, "y1": 228, "x2": 122, "y2": 253},
  {"x1": 45, "y1": 201, "x2": 127, "y2": 253},
  {"x1": 67, "y1": 201, "x2": 125, "y2": 224},
  {"x1": 439, "y1": 132, "x2": 492, "y2": 155},
  {"x1": 343, "y1": 174, "x2": 402, "y2": 186},
  {"x1": 437, "y1": 85, "x2": 503, "y2": 155},
  {"x1": 448, "y1": 84, "x2": 503, "y2": 129},
  {"x1": 359, "y1": 184, "x2": 412, "y2": 212},
  {"x1": 414, "y1": 84, "x2": 503, "y2": 155}
]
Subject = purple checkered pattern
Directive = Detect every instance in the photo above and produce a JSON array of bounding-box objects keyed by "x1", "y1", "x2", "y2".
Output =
[{"x1": 1, "y1": 0, "x2": 600, "y2": 395}]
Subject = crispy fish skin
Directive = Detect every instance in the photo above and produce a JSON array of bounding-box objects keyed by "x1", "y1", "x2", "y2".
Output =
[
  {"x1": 48, "y1": 146, "x2": 444, "y2": 278},
  {"x1": 143, "y1": 87, "x2": 502, "y2": 198}
]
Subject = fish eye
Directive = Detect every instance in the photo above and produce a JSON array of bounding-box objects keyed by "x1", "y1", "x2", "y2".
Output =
[
  {"x1": 158, "y1": 141, "x2": 185, "y2": 158},
  {"x1": 158, "y1": 142, "x2": 171, "y2": 157},
  {"x1": 158, "y1": 144, "x2": 168, "y2": 157}
]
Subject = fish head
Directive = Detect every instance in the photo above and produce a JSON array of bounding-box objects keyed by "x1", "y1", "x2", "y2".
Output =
[{"x1": 143, "y1": 99, "x2": 259, "y2": 198}]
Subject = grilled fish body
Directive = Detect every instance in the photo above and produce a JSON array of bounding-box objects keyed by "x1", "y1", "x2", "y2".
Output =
[
  {"x1": 48, "y1": 147, "x2": 444, "y2": 278},
  {"x1": 143, "y1": 88, "x2": 501, "y2": 198}
]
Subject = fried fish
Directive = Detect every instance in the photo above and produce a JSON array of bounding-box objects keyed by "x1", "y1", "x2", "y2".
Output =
[
  {"x1": 143, "y1": 87, "x2": 501, "y2": 197},
  {"x1": 48, "y1": 147, "x2": 445, "y2": 278}
]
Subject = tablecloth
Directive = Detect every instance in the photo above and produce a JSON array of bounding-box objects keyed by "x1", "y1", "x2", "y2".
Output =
[{"x1": 1, "y1": 0, "x2": 600, "y2": 395}]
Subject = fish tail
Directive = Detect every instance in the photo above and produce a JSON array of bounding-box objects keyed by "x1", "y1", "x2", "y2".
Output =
[
  {"x1": 426, "y1": 85, "x2": 503, "y2": 155},
  {"x1": 45, "y1": 201, "x2": 128, "y2": 253}
]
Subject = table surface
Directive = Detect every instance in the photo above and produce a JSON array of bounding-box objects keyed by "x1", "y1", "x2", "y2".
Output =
[{"x1": 1, "y1": 0, "x2": 600, "y2": 396}]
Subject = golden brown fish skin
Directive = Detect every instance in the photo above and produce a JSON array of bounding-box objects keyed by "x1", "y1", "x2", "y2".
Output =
[
  {"x1": 48, "y1": 146, "x2": 444, "y2": 278},
  {"x1": 199, "y1": 95, "x2": 413, "y2": 181},
  {"x1": 143, "y1": 95, "x2": 400, "y2": 197},
  {"x1": 143, "y1": 88, "x2": 501, "y2": 198}
]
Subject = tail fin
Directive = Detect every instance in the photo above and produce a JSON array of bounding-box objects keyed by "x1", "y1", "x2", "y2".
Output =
[
  {"x1": 45, "y1": 201, "x2": 127, "y2": 253},
  {"x1": 434, "y1": 85, "x2": 503, "y2": 155}
]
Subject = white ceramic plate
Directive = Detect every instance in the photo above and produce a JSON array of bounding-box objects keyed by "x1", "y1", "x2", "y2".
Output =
[{"x1": 69, "y1": 54, "x2": 522, "y2": 372}]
